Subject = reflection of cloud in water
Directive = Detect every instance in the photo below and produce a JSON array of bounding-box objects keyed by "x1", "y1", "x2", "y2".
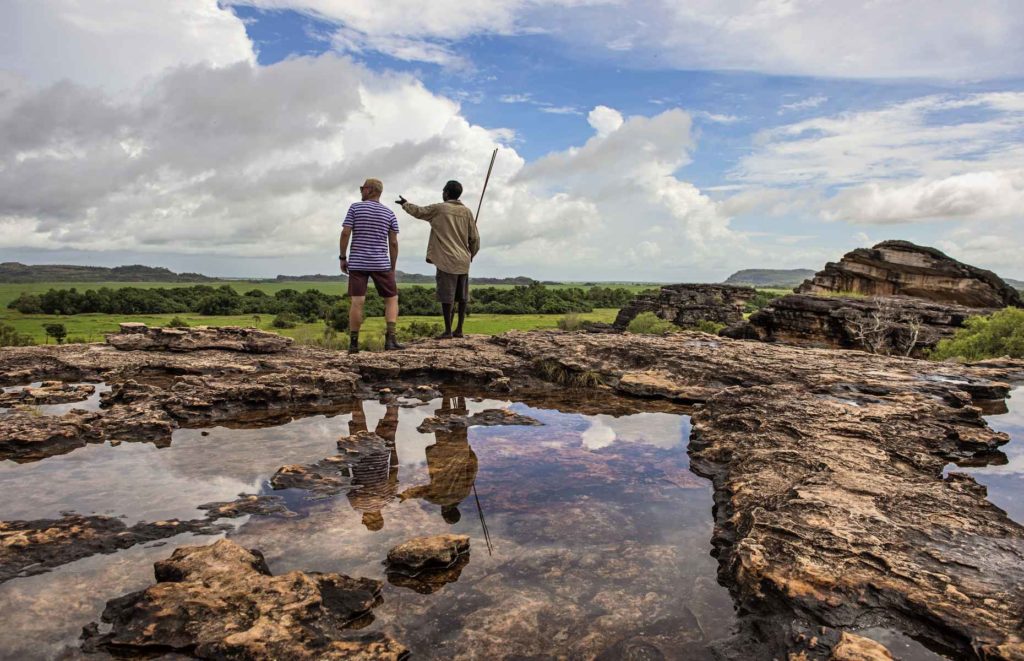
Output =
[
  {"x1": 581, "y1": 413, "x2": 689, "y2": 451},
  {"x1": 0, "y1": 441, "x2": 259, "y2": 522}
]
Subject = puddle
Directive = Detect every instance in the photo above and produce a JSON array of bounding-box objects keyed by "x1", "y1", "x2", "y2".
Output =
[
  {"x1": 0, "y1": 382, "x2": 111, "y2": 416},
  {"x1": 957, "y1": 386, "x2": 1024, "y2": 524},
  {"x1": 0, "y1": 394, "x2": 738, "y2": 658},
  {"x1": 856, "y1": 627, "x2": 949, "y2": 661}
]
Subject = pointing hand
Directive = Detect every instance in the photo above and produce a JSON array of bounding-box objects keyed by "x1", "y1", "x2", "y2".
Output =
[{"x1": 395, "y1": 195, "x2": 407, "y2": 205}]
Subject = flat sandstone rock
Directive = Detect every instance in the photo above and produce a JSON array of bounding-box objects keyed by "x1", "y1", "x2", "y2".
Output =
[
  {"x1": 81, "y1": 539, "x2": 407, "y2": 660},
  {"x1": 107, "y1": 323, "x2": 293, "y2": 353}
]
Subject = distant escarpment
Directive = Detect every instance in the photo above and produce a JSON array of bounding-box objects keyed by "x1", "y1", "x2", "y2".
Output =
[
  {"x1": 722, "y1": 268, "x2": 814, "y2": 289},
  {"x1": 796, "y1": 240, "x2": 1022, "y2": 308},
  {"x1": 0, "y1": 262, "x2": 214, "y2": 283},
  {"x1": 613, "y1": 284, "x2": 756, "y2": 330}
]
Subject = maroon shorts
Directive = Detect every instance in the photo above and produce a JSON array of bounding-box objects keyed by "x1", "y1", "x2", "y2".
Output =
[{"x1": 348, "y1": 270, "x2": 398, "y2": 298}]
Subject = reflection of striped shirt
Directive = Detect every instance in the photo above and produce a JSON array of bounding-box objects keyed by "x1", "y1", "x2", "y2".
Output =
[{"x1": 343, "y1": 201, "x2": 399, "y2": 271}]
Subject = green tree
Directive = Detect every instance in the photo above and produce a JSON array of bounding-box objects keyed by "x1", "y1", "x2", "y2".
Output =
[
  {"x1": 43, "y1": 323, "x2": 68, "y2": 344},
  {"x1": 0, "y1": 322, "x2": 35, "y2": 347}
]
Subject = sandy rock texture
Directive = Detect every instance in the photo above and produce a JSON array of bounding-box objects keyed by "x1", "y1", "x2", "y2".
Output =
[{"x1": 81, "y1": 539, "x2": 407, "y2": 659}]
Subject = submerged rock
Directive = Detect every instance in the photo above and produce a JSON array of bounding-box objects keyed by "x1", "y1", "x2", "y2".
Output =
[
  {"x1": 0, "y1": 514, "x2": 227, "y2": 583},
  {"x1": 107, "y1": 322, "x2": 293, "y2": 353},
  {"x1": 613, "y1": 284, "x2": 756, "y2": 330},
  {"x1": 386, "y1": 534, "x2": 470, "y2": 571},
  {"x1": 80, "y1": 539, "x2": 407, "y2": 659},
  {"x1": 385, "y1": 534, "x2": 471, "y2": 594},
  {"x1": 796, "y1": 240, "x2": 1022, "y2": 308},
  {"x1": 197, "y1": 494, "x2": 295, "y2": 518},
  {"x1": 416, "y1": 408, "x2": 542, "y2": 432}
]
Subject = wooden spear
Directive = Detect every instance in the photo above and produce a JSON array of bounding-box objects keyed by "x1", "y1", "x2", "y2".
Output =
[{"x1": 475, "y1": 148, "x2": 498, "y2": 222}]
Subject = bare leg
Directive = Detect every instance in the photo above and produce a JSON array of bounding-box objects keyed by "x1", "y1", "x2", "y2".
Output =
[
  {"x1": 349, "y1": 296, "x2": 365, "y2": 331},
  {"x1": 384, "y1": 296, "x2": 398, "y2": 323}
]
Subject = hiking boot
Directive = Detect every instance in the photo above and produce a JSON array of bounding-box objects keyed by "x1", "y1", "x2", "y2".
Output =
[
  {"x1": 384, "y1": 334, "x2": 405, "y2": 351},
  {"x1": 348, "y1": 343, "x2": 359, "y2": 355}
]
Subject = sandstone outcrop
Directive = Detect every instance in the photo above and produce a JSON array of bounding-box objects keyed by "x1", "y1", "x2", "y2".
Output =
[
  {"x1": 107, "y1": 322, "x2": 293, "y2": 353},
  {"x1": 613, "y1": 284, "x2": 756, "y2": 329},
  {"x1": 722, "y1": 292, "x2": 994, "y2": 356},
  {"x1": 80, "y1": 539, "x2": 407, "y2": 659},
  {"x1": 4, "y1": 329, "x2": 1024, "y2": 658},
  {"x1": 797, "y1": 240, "x2": 1022, "y2": 308}
]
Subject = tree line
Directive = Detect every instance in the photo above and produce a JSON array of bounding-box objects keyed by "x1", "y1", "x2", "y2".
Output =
[{"x1": 8, "y1": 283, "x2": 644, "y2": 320}]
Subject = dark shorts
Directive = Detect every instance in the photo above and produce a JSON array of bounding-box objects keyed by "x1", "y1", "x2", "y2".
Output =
[
  {"x1": 435, "y1": 270, "x2": 469, "y2": 303},
  {"x1": 348, "y1": 270, "x2": 398, "y2": 298}
]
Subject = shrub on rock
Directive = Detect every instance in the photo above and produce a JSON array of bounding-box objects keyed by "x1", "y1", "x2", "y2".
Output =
[{"x1": 929, "y1": 307, "x2": 1024, "y2": 362}]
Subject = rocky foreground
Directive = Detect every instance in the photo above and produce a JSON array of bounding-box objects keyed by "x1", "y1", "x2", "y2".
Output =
[{"x1": 2, "y1": 324, "x2": 1024, "y2": 659}]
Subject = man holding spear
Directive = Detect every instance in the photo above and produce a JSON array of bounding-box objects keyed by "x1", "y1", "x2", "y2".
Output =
[{"x1": 396, "y1": 180, "x2": 481, "y2": 338}]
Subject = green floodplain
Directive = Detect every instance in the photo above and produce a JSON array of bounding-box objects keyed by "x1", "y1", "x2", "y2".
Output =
[{"x1": 0, "y1": 281, "x2": 656, "y2": 343}]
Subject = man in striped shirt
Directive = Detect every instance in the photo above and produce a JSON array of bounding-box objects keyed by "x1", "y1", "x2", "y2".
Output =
[{"x1": 339, "y1": 178, "x2": 403, "y2": 353}]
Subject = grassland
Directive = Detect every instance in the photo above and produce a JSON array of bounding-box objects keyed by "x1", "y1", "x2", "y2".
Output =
[
  {"x1": 1, "y1": 306, "x2": 620, "y2": 344},
  {"x1": 0, "y1": 279, "x2": 643, "y2": 344}
]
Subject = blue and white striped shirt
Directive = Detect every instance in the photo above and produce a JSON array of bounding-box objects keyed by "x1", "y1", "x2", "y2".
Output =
[{"x1": 343, "y1": 201, "x2": 399, "y2": 271}]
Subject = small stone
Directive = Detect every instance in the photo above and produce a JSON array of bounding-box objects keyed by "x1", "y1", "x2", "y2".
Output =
[{"x1": 386, "y1": 534, "x2": 469, "y2": 572}]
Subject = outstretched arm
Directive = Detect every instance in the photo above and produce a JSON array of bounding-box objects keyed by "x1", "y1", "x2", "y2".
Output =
[{"x1": 396, "y1": 197, "x2": 438, "y2": 221}]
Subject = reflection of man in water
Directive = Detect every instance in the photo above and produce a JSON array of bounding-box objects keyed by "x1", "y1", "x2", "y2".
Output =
[
  {"x1": 400, "y1": 396, "x2": 478, "y2": 524},
  {"x1": 345, "y1": 400, "x2": 400, "y2": 531}
]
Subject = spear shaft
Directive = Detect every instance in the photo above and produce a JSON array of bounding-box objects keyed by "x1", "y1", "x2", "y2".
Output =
[{"x1": 475, "y1": 148, "x2": 498, "y2": 222}]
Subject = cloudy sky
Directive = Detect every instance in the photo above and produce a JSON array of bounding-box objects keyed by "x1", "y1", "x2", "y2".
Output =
[{"x1": 1, "y1": 0, "x2": 1022, "y2": 281}]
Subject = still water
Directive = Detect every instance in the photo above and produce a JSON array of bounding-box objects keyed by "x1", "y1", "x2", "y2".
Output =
[
  {"x1": 0, "y1": 393, "x2": 738, "y2": 659},
  {"x1": 964, "y1": 386, "x2": 1024, "y2": 523}
]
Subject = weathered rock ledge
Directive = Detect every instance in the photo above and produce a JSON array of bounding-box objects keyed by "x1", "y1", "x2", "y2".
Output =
[
  {"x1": 723, "y1": 292, "x2": 996, "y2": 356},
  {"x1": 107, "y1": 322, "x2": 293, "y2": 353},
  {"x1": 4, "y1": 326, "x2": 1024, "y2": 658}
]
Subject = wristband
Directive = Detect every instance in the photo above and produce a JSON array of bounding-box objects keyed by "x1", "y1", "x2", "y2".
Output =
[{"x1": 339, "y1": 255, "x2": 347, "y2": 261}]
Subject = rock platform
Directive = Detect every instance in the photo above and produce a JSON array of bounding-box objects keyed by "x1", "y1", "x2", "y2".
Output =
[{"x1": 2, "y1": 324, "x2": 1024, "y2": 658}]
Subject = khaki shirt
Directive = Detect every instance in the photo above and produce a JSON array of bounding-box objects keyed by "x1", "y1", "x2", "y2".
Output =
[{"x1": 401, "y1": 200, "x2": 480, "y2": 275}]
